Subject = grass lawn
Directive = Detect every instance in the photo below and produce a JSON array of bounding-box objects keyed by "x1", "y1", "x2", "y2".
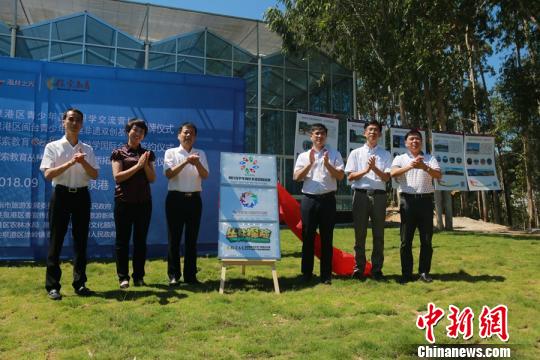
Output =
[{"x1": 0, "y1": 228, "x2": 539, "y2": 359}]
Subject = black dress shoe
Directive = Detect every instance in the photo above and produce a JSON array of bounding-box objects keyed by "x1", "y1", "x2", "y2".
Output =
[
  {"x1": 351, "y1": 271, "x2": 366, "y2": 281},
  {"x1": 399, "y1": 275, "x2": 413, "y2": 284},
  {"x1": 133, "y1": 279, "x2": 146, "y2": 287},
  {"x1": 372, "y1": 272, "x2": 386, "y2": 281},
  {"x1": 75, "y1": 286, "x2": 93, "y2": 296},
  {"x1": 184, "y1": 278, "x2": 201, "y2": 285},
  {"x1": 321, "y1": 278, "x2": 332, "y2": 285},
  {"x1": 418, "y1": 273, "x2": 433, "y2": 283},
  {"x1": 301, "y1": 274, "x2": 313, "y2": 283}
]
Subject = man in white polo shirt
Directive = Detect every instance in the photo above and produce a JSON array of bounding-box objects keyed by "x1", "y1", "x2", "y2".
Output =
[
  {"x1": 345, "y1": 120, "x2": 392, "y2": 281},
  {"x1": 40, "y1": 108, "x2": 99, "y2": 300},
  {"x1": 294, "y1": 123, "x2": 344, "y2": 284},
  {"x1": 390, "y1": 129, "x2": 441, "y2": 283},
  {"x1": 164, "y1": 122, "x2": 209, "y2": 286}
]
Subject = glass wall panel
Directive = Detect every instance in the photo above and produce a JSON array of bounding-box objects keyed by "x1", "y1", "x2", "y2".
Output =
[
  {"x1": 233, "y1": 62, "x2": 257, "y2": 107},
  {"x1": 332, "y1": 61, "x2": 350, "y2": 76},
  {"x1": 309, "y1": 72, "x2": 330, "y2": 113},
  {"x1": 51, "y1": 15, "x2": 84, "y2": 42},
  {"x1": 261, "y1": 109, "x2": 283, "y2": 155},
  {"x1": 262, "y1": 53, "x2": 283, "y2": 67},
  {"x1": 177, "y1": 56, "x2": 204, "y2": 74},
  {"x1": 50, "y1": 42, "x2": 82, "y2": 63},
  {"x1": 206, "y1": 59, "x2": 231, "y2": 76},
  {"x1": 16, "y1": 38, "x2": 49, "y2": 60},
  {"x1": 85, "y1": 45, "x2": 115, "y2": 66},
  {"x1": 0, "y1": 22, "x2": 9, "y2": 34},
  {"x1": 148, "y1": 52, "x2": 175, "y2": 71},
  {"x1": 284, "y1": 67, "x2": 308, "y2": 111},
  {"x1": 86, "y1": 16, "x2": 115, "y2": 46},
  {"x1": 116, "y1": 49, "x2": 144, "y2": 68},
  {"x1": 244, "y1": 108, "x2": 257, "y2": 153},
  {"x1": 152, "y1": 39, "x2": 175, "y2": 54},
  {"x1": 283, "y1": 111, "x2": 297, "y2": 156},
  {"x1": 283, "y1": 158, "x2": 302, "y2": 195},
  {"x1": 308, "y1": 52, "x2": 331, "y2": 73},
  {"x1": 0, "y1": 35, "x2": 9, "y2": 57},
  {"x1": 332, "y1": 75, "x2": 353, "y2": 115},
  {"x1": 261, "y1": 65, "x2": 283, "y2": 109},
  {"x1": 177, "y1": 32, "x2": 204, "y2": 57},
  {"x1": 206, "y1": 32, "x2": 232, "y2": 60},
  {"x1": 117, "y1": 32, "x2": 143, "y2": 50},
  {"x1": 233, "y1": 47, "x2": 256, "y2": 63},
  {"x1": 285, "y1": 53, "x2": 307, "y2": 70},
  {"x1": 20, "y1": 24, "x2": 50, "y2": 39}
]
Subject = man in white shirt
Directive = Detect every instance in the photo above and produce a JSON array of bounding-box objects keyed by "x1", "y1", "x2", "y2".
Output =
[
  {"x1": 163, "y1": 122, "x2": 209, "y2": 285},
  {"x1": 293, "y1": 123, "x2": 344, "y2": 284},
  {"x1": 390, "y1": 129, "x2": 442, "y2": 284},
  {"x1": 39, "y1": 108, "x2": 99, "y2": 300},
  {"x1": 345, "y1": 120, "x2": 392, "y2": 281}
]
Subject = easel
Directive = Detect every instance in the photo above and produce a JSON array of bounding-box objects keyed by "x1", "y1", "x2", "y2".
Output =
[{"x1": 219, "y1": 259, "x2": 280, "y2": 294}]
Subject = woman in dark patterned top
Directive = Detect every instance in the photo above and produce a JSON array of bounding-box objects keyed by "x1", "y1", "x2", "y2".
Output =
[{"x1": 110, "y1": 118, "x2": 156, "y2": 289}]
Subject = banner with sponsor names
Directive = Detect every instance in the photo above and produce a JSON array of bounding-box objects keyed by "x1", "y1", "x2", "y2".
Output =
[
  {"x1": 294, "y1": 112, "x2": 339, "y2": 161},
  {"x1": 464, "y1": 135, "x2": 501, "y2": 191},
  {"x1": 346, "y1": 119, "x2": 386, "y2": 157},
  {"x1": 218, "y1": 153, "x2": 280, "y2": 260},
  {"x1": 0, "y1": 56, "x2": 245, "y2": 260},
  {"x1": 431, "y1": 132, "x2": 468, "y2": 191}
]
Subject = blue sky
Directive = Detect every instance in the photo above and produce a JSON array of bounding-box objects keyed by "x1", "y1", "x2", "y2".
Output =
[
  {"x1": 131, "y1": 0, "x2": 279, "y2": 20},
  {"x1": 134, "y1": 0, "x2": 505, "y2": 90}
]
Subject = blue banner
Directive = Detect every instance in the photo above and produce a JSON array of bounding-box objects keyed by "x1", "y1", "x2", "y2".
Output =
[{"x1": 0, "y1": 57, "x2": 245, "y2": 260}]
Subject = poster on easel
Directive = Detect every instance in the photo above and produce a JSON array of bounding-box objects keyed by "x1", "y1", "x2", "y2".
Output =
[
  {"x1": 294, "y1": 111, "x2": 339, "y2": 162},
  {"x1": 218, "y1": 153, "x2": 280, "y2": 259},
  {"x1": 464, "y1": 135, "x2": 501, "y2": 191},
  {"x1": 346, "y1": 119, "x2": 386, "y2": 157},
  {"x1": 431, "y1": 132, "x2": 467, "y2": 191}
]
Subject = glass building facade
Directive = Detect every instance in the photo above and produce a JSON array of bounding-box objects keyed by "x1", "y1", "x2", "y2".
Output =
[{"x1": 0, "y1": 2, "x2": 355, "y2": 209}]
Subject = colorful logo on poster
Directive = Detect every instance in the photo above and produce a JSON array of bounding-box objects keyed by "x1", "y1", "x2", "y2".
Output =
[
  {"x1": 239, "y1": 191, "x2": 258, "y2": 208},
  {"x1": 225, "y1": 226, "x2": 271, "y2": 243},
  {"x1": 47, "y1": 77, "x2": 90, "y2": 92},
  {"x1": 239, "y1": 156, "x2": 259, "y2": 176}
]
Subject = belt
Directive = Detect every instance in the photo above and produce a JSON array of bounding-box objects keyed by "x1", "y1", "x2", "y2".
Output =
[
  {"x1": 304, "y1": 191, "x2": 336, "y2": 199},
  {"x1": 170, "y1": 191, "x2": 200, "y2": 197},
  {"x1": 401, "y1": 192, "x2": 433, "y2": 199},
  {"x1": 354, "y1": 189, "x2": 386, "y2": 194},
  {"x1": 56, "y1": 184, "x2": 88, "y2": 193}
]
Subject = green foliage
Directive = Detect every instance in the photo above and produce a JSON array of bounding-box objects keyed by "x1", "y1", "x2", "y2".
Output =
[{"x1": 0, "y1": 228, "x2": 539, "y2": 359}]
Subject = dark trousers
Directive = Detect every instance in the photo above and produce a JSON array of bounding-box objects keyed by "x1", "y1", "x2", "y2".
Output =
[
  {"x1": 114, "y1": 200, "x2": 152, "y2": 282},
  {"x1": 300, "y1": 193, "x2": 336, "y2": 280},
  {"x1": 399, "y1": 194, "x2": 434, "y2": 277},
  {"x1": 352, "y1": 191, "x2": 386, "y2": 275},
  {"x1": 45, "y1": 186, "x2": 90, "y2": 292},
  {"x1": 166, "y1": 191, "x2": 202, "y2": 281}
]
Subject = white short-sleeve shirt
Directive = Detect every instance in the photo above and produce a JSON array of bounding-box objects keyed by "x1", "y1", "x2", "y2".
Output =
[
  {"x1": 39, "y1": 136, "x2": 99, "y2": 188},
  {"x1": 294, "y1": 147, "x2": 344, "y2": 195},
  {"x1": 391, "y1": 152, "x2": 440, "y2": 194},
  {"x1": 163, "y1": 145, "x2": 209, "y2": 192},
  {"x1": 345, "y1": 144, "x2": 392, "y2": 190}
]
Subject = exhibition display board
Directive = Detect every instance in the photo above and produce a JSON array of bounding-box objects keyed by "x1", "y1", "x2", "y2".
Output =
[{"x1": 431, "y1": 132, "x2": 468, "y2": 191}]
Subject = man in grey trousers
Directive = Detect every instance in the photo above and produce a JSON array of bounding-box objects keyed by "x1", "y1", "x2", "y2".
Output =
[{"x1": 345, "y1": 120, "x2": 392, "y2": 280}]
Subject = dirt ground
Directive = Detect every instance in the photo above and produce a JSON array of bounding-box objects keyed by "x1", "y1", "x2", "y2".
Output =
[{"x1": 385, "y1": 209, "x2": 539, "y2": 236}]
